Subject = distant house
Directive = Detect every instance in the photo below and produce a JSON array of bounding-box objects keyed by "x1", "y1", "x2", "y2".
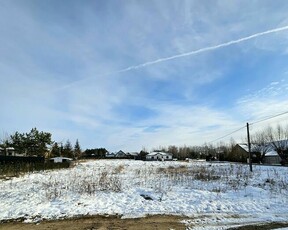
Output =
[
  {"x1": 127, "y1": 152, "x2": 139, "y2": 159},
  {"x1": 49, "y1": 157, "x2": 72, "y2": 163},
  {"x1": 115, "y1": 150, "x2": 127, "y2": 158},
  {"x1": 146, "y1": 152, "x2": 173, "y2": 161},
  {"x1": 105, "y1": 152, "x2": 115, "y2": 158},
  {"x1": 232, "y1": 144, "x2": 261, "y2": 163},
  {"x1": 0, "y1": 147, "x2": 30, "y2": 157},
  {"x1": 0, "y1": 148, "x2": 44, "y2": 163},
  {"x1": 105, "y1": 150, "x2": 127, "y2": 159},
  {"x1": 0, "y1": 147, "x2": 17, "y2": 156},
  {"x1": 233, "y1": 143, "x2": 283, "y2": 165},
  {"x1": 262, "y1": 150, "x2": 282, "y2": 165},
  {"x1": 105, "y1": 151, "x2": 139, "y2": 159}
]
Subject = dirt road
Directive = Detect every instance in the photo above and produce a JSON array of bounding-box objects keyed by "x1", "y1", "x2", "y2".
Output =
[
  {"x1": 1, "y1": 215, "x2": 288, "y2": 230},
  {"x1": 0, "y1": 215, "x2": 186, "y2": 230}
]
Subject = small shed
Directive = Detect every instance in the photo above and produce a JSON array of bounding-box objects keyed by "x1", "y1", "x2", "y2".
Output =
[
  {"x1": 262, "y1": 151, "x2": 281, "y2": 165},
  {"x1": 146, "y1": 152, "x2": 173, "y2": 161},
  {"x1": 49, "y1": 157, "x2": 72, "y2": 163},
  {"x1": 5, "y1": 147, "x2": 15, "y2": 156}
]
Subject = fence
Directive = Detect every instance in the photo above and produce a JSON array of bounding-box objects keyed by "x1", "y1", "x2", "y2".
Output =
[{"x1": 0, "y1": 156, "x2": 71, "y2": 178}]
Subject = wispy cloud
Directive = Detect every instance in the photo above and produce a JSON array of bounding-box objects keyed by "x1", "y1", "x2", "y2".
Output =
[
  {"x1": 59, "y1": 25, "x2": 288, "y2": 90},
  {"x1": 236, "y1": 79, "x2": 288, "y2": 131},
  {"x1": 1, "y1": 1, "x2": 288, "y2": 151},
  {"x1": 118, "y1": 25, "x2": 288, "y2": 70}
]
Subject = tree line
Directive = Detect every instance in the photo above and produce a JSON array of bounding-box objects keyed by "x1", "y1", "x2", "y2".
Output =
[
  {"x1": 150, "y1": 124, "x2": 288, "y2": 164},
  {"x1": 50, "y1": 139, "x2": 82, "y2": 159},
  {"x1": 1, "y1": 124, "x2": 287, "y2": 164},
  {"x1": 0, "y1": 128, "x2": 82, "y2": 159},
  {"x1": 0, "y1": 127, "x2": 111, "y2": 160}
]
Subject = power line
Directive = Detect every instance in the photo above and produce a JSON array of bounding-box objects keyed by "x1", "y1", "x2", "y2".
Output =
[
  {"x1": 250, "y1": 110, "x2": 288, "y2": 125},
  {"x1": 207, "y1": 110, "x2": 288, "y2": 144},
  {"x1": 207, "y1": 125, "x2": 246, "y2": 144}
]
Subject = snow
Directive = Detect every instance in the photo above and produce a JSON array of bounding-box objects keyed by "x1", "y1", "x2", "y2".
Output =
[
  {"x1": 265, "y1": 150, "x2": 279, "y2": 156},
  {"x1": 49, "y1": 157, "x2": 73, "y2": 163},
  {"x1": 0, "y1": 160, "x2": 288, "y2": 229},
  {"x1": 147, "y1": 152, "x2": 172, "y2": 156}
]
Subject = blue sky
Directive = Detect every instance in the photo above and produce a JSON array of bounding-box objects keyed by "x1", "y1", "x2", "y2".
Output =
[{"x1": 1, "y1": 0, "x2": 288, "y2": 152}]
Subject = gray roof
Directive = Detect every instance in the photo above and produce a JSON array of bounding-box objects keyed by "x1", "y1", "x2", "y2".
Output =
[
  {"x1": 50, "y1": 157, "x2": 72, "y2": 160},
  {"x1": 265, "y1": 150, "x2": 278, "y2": 156},
  {"x1": 147, "y1": 152, "x2": 172, "y2": 156},
  {"x1": 127, "y1": 152, "x2": 139, "y2": 156}
]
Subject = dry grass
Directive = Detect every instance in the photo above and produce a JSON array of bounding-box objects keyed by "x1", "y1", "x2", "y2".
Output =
[
  {"x1": 42, "y1": 169, "x2": 122, "y2": 200},
  {"x1": 113, "y1": 165, "x2": 125, "y2": 174},
  {"x1": 16, "y1": 161, "x2": 287, "y2": 201}
]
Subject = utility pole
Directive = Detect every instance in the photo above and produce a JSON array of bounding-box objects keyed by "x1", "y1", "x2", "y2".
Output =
[{"x1": 246, "y1": 123, "x2": 253, "y2": 172}]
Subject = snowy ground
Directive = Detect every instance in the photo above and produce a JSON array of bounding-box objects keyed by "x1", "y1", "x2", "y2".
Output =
[{"x1": 0, "y1": 160, "x2": 288, "y2": 229}]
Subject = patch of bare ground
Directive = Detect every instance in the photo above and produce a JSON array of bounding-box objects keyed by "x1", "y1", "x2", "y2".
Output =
[
  {"x1": 0, "y1": 215, "x2": 186, "y2": 230},
  {"x1": 1, "y1": 215, "x2": 288, "y2": 230},
  {"x1": 228, "y1": 222, "x2": 288, "y2": 230}
]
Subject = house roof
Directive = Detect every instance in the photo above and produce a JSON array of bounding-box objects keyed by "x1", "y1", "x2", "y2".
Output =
[
  {"x1": 265, "y1": 150, "x2": 279, "y2": 156},
  {"x1": 6, "y1": 147, "x2": 15, "y2": 150},
  {"x1": 237, "y1": 141, "x2": 287, "y2": 156},
  {"x1": 127, "y1": 152, "x2": 139, "y2": 156},
  {"x1": 147, "y1": 152, "x2": 172, "y2": 156},
  {"x1": 116, "y1": 150, "x2": 126, "y2": 155},
  {"x1": 238, "y1": 144, "x2": 262, "y2": 152},
  {"x1": 50, "y1": 157, "x2": 72, "y2": 160}
]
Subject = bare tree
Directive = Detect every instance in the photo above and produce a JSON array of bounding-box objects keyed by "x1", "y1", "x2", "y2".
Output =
[
  {"x1": 266, "y1": 125, "x2": 288, "y2": 163},
  {"x1": 167, "y1": 145, "x2": 178, "y2": 158},
  {"x1": 0, "y1": 132, "x2": 11, "y2": 147},
  {"x1": 250, "y1": 130, "x2": 271, "y2": 162}
]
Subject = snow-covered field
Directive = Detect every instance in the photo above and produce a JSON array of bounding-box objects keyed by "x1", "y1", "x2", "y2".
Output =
[{"x1": 0, "y1": 160, "x2": 288, "y2": 229}]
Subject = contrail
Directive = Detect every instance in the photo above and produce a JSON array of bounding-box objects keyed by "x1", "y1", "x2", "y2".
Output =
[
  {"x1": 116, "y1": 25, "x2": 288, "y2": 72},
  {"x1": 60, "y1": 25, "x2": 288, "y2": 90}
]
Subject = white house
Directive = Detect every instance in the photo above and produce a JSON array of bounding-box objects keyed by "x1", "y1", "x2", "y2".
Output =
[
  {"x1": 3, "y1": 147, "x2": 16, "y2": 156},
  {"x1": 146, "y1": 152, "x2": 173, "y2": 161},
  {"x1": 49, "y1": 157, "x2": 72, "y2": 163},
  {"x1": 0, "y1": 147, "x2": 29, "y2": 157}
]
